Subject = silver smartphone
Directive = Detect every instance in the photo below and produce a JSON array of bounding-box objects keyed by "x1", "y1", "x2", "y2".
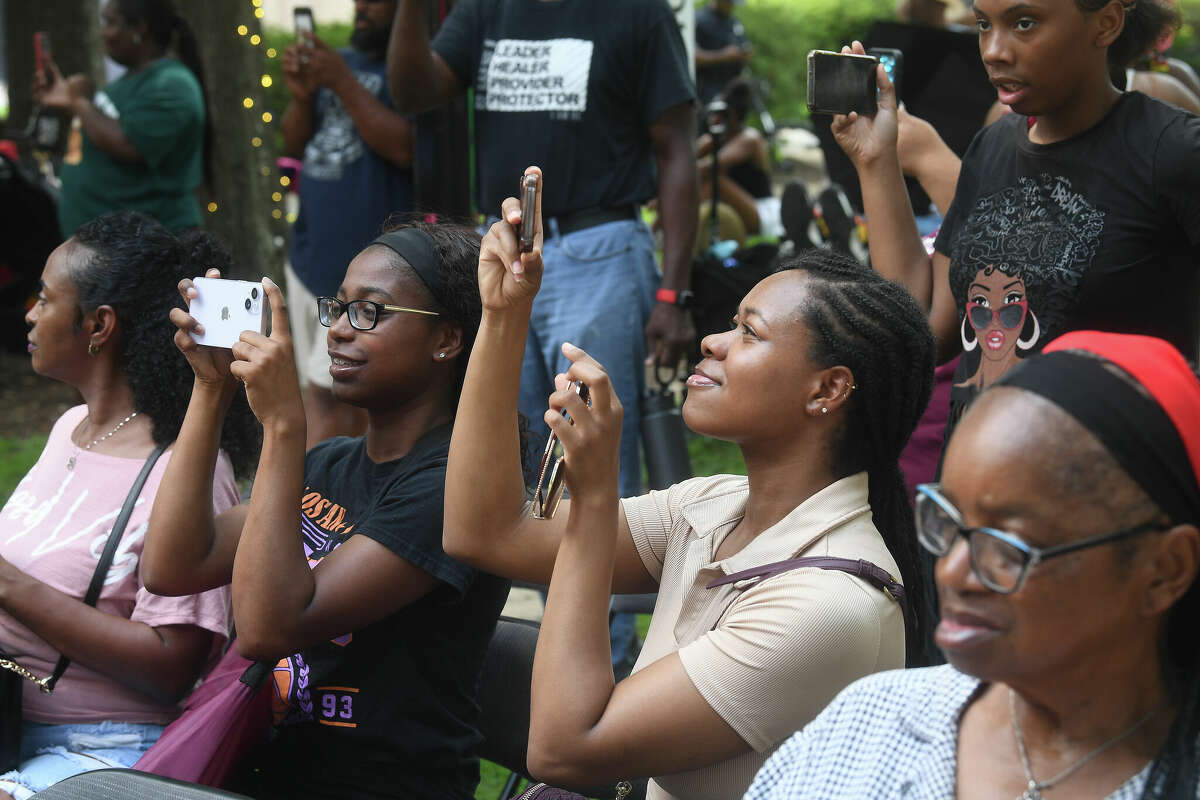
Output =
[{"x1": 188, "y1": 278, "x2": 267, "y2": 349}]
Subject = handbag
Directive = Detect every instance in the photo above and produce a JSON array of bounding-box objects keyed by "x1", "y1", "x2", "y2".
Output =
[
  {"x1": 516, "y1": 780, "x2": 632, "y2": 800},
  {"x1": 0, "y1": 445, "x2": 166, "y2": 772},
  {"x1": 132, "y1": 651, "x2": 272, "y2": 787}
]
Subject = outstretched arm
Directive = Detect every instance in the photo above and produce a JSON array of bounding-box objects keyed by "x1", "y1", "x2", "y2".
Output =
[
  {"x1": 525, "y1": 346, "x2": 748, "y2": 788},
  {"x1": 831, "y1": 42, "x2": 959, "y2": 357},
  {"x1": 226, "y1": 280, "x2": 440, "y2": 662},
  {"x1": 443, "y1": 168, "x2": 655, "y2": 593},
  {"x1": 386, "y1": 0, "x2": 464, "y2": 112},
  {"x1": 144, "y1": 270, "x2": 251, "y2": 596}
]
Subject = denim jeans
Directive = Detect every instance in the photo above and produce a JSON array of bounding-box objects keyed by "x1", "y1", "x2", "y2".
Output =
[
  {"x1": 0, "y1": 720, "x2": 164, "y2": 799},
  {"x1": 519, "y1": 217, "x2": 659, "y2": 500}
]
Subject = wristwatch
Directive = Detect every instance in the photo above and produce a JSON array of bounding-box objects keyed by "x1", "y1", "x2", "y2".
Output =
[{"x1": 655, "y1": 288, "x2": 694, "y2": 309}]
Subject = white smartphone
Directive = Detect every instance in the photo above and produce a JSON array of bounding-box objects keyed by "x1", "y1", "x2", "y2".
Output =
[{"x1": 188, "y1": 278, "x2": 267, "y2": 349}]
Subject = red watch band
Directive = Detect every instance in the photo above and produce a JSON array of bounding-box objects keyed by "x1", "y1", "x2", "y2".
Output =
[{"x1": 655, "y1": 288, "x2": 678, "y2": 305}]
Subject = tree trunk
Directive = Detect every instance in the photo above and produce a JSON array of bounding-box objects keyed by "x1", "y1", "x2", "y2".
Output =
[
  {"x1": 4, "y1": 0, "x2": 104, "y2": 134},
  {"x1": 179, "y1": 1, "x2": 285, "y2": 282}
]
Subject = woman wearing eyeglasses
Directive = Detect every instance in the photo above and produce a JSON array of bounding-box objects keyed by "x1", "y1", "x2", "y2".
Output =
[
  {"x1": 745, "y1": 330, "x2": 1200, "y2": 800},
  {"x1": 443, "y1": 168, "x2": 936, "y2": 799},
  {"x1": 144, "y1": 222, "x2": 512, "y2": 799}
]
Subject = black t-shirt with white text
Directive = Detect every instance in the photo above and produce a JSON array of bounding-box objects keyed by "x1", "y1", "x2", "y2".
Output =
[
  {"x1": 432, "y1": 0, "x2": 696, "y2": 217},
  {"x1": 934, "y1": 92, "x2": 1200, "y2": 435},
  {"x1": 241, "y1": 428, "x2": 509, "y2": 799}
]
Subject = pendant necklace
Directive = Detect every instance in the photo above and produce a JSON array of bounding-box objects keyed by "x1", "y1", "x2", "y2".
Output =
[
  {"x1": 1010, "y1": 688, "x2": 1160, "y2": 800},
  {"x1": 67, "y1": 411, "x2": 139, "y2": 471}
]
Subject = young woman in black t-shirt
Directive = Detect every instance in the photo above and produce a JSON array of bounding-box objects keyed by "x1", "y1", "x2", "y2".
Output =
[
  {"x1": 831, "y1": 0, "x2": 1200, "y2": 433},
  {"x1": 144, "y1": 222, "x2": 509, "y2": 799}
]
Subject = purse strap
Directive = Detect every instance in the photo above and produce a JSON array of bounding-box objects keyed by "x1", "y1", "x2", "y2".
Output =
[
  {"x1": 42, "y1": 444, "x2": 167, "y2": 692},
  {"x1": 705, "y1": 556, "x2": 906, "y2": 609}
]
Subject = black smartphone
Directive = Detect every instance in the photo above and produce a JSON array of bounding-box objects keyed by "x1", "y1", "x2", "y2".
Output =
[
  {"x1": 807, "y1": 50, "x2": 878, "y2": 116},
  {"x1": 294, "y1": 7, "x2": 315, "y2": 45},
  {"x1": 519, "y1": 173, "x2": 538, "y2": 253},
  {"x1": 868, "y1": 47, "x2": 904, "y2": 98},
  {"x1": 34, "y1": 32, "x2": 51, "y2": 81}
]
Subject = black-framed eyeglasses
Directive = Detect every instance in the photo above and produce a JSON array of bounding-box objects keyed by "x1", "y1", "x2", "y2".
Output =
[
  {"x1": 316, "y1": 296, "x2": 439, "y2": 332},
  {"x1": 914, "y1": 483, "x2": 1162, "y2": 594}
]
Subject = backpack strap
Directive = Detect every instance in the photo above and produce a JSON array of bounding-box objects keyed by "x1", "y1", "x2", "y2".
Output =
[
  {"x1": 44, "y1": 444, "x2": 167, "y2": 692},
  {"x1": 705, "y1": 556, "x2": 905, "y2": 609}
]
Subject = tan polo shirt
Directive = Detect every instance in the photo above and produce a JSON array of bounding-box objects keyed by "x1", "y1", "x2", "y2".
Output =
[{"x1": 620, "y1": 472, "x2": 905, "y2": 800}]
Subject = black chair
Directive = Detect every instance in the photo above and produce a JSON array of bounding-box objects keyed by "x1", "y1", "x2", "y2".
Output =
[
  {"x1": 476, "y1": 618, "x2": 646, "y2": 800},
  {"x1": 30, "y1": 769, "x2": 250, "y2": 799}
]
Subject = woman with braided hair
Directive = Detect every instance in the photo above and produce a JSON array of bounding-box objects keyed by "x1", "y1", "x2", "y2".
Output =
[
  {"x1": 35, "y1": 0, "x2": 212, "y2": 237},
  {"x1": 443, "y1": 167, "x2": 935, "y2": 800}
]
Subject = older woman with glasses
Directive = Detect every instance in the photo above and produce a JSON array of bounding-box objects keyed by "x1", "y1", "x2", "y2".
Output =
[{"x1": 745, "y1": 330, "x2": 1200, "y2": 800}]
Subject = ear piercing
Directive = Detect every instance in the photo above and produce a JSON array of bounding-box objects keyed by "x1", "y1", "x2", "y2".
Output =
[
  {"x1": 821, "y1": 407, "x2": 828, "y2": 414},
  {"x1": 88, "y1": 341, "x2": 99, "y2": 356},
  {"x1": 437, "y1": 352, "x2": 446, "y2": 359}
]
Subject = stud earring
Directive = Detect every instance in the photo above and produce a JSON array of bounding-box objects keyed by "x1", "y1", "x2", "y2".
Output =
[
  {"x1": 88, "y1": 341, "x2": 98, "y2": 356},
  {"x1": 821, "y1": 407, "x2": 828, "y2": 414},
  {"x1": 437, "y1": 352, "x2": 446, "y2": 359}
]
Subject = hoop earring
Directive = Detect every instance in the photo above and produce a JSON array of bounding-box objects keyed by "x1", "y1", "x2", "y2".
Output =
[
  {"x1": 960, "y1": 315, "x2": 978, "y2": 352},
  {"x1": 1016, "y1": 312, "x2": 1041, "y2": 351},
  {"x1": 88, "y1": 341, "x2": 98, "y2": 357}
]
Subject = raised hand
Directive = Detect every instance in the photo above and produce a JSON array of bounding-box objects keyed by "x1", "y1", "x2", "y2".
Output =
[
  {"x1": 546, "y1": 343, "x2": 623, "y2": 508},
  {"x1": 229, "y1": 277, "x2": 305, "y2": 435},
  {"x1": 478, "y1": 165, "x2": 545, "y2": 313},
  {"x1": 171, "y1": 268, "x2": 236, "y2": 387},
  {"x1": 830, "y1": 41, "x2": 900, "y2": 169}
]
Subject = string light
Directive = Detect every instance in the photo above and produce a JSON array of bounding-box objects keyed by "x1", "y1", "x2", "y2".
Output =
[
  {"x1": 237, "y1": 24, "x2": 249, "y2": 36},
  {"x1": 251, "y1": 137, "x2": 263, "y2": 148},
  {"x1": 261, "y1": 75, "x2": 273, "y2": 88},
  {"x1": 254, "y1": 7, "x2": 264, "y2": 18},
  {"x1": 267, "y1": 48, "x2": 277, "y2": 58},
  {"x1": 250, "y1": 34, "x2": 262, "y2": 46},
  {"x1": 280, "y1": 176, "x2": 291, "y2": 187},
  {"x1": 272, "y1": 209, "x2": 283, "y2": 220},
  {"x1": 261, "y1": 111, "x2": 273, "y2": 123},
  {"x1": 272, "y1": 192, "x2": 283, "y2": 202},
  {"x1": 207, "y1": 202, "x2": 219, "y2": 213},
  {"x1": 243, "y1": 97, "x2": 254, "y2": 108},
  {"x1": 260, "y1": 166, "x2": 271, "y2": 177}
]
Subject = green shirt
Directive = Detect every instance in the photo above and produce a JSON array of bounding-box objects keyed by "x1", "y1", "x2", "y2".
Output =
[{"x1": 59, "y1": 59, "x2": 204, "y2": 237}]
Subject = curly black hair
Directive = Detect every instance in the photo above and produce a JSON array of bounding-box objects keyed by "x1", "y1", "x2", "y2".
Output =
[
  {"x1": 1073, "y1": 0, "x2": 1181, "y2": 70},
  {"x1": 776, "y1": 249, "x2": 936, "y2": 662},
  {"x1": 68, "y1": 211, "x2": 260, "y2": 477}
]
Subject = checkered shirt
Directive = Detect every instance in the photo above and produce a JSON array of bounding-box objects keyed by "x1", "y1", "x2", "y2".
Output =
[{"x1": 743, "y1": 665, "x2": 1153, "y2": 800}]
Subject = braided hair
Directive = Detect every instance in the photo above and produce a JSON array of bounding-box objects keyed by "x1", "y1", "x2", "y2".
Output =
[
  {"x1": 115, "y1": 0, "x2": 213, "y2": 185},
  {"x1": 776, "y1": 249, "x2": 936, "y2": 657},
  {"x1": 69, "y1": 211, "x2": 260, "y2": 477}
]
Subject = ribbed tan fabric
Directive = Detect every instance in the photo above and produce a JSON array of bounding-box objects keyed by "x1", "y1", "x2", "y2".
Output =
[{"x1": 620, "y1": 472, "x2": 905, "y2": 800}]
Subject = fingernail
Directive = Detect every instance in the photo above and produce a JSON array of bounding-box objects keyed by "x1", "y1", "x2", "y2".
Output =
[
  {"x1": 263, "y1": 276, "x2": 276, "y2": 287},
  {"x1": 195, "y1": 324, "x2": 205, "y2": 334},
  {"x1": 562, "y1": 341, "x2": 575, "y2": 351}
]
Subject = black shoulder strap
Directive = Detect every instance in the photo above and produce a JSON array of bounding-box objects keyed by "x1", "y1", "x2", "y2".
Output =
[
  {"x1": 706, "y1": 556, "x2": 906, "y2": 609},
  {"x1": 44, "y1": 444, "x2": 167, "y2": 691}
]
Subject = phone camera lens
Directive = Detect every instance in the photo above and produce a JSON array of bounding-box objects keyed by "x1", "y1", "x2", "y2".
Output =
[
  {"x1": 245, "y1": 298, "x2": 252, "y2": 311},
  {"x1": 251, "y1": 287, "x2": 259, "y2": 300}
]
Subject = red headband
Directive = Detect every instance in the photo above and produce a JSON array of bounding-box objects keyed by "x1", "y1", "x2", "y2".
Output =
[{"x1": 1044, "y1": 331, "x2": 1200, "y2": 490}]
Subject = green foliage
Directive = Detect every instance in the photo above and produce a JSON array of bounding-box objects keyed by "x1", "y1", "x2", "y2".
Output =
[
  {"x1": 261, "y1": 22, "x2": 353, "y2": 154},
  {"x1": 736, "y1": 0, "x2": 895, "y2": 123},
  {"x1": 0, "y1": 436, "x2": 46, "y2": 504},
  {"x1": 1173, "y1": 0, "x2": 1200, "y2": 73}
]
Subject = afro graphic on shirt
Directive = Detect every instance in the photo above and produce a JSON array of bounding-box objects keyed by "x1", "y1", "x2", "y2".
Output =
[{"x1": 947, "y1": 173, "x2": 1104, "y2": 392}]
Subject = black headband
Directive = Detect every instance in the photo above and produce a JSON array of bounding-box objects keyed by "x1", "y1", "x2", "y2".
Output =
[
  {"x1": 371, "y1": 228, "x2": 444, "y2": 300},
  {"x1": 996, "y1": 352, "x2": 1200, "y2": 525}
]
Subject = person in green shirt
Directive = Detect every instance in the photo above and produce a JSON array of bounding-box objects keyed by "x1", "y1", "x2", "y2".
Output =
[{"x1": 34, "y1": 0, "x2": 210, "y2": 237}]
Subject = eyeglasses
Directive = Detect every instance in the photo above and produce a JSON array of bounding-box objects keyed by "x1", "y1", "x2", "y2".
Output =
[
  {"x1": 914, "y1": 483, "x2": 1162, "y2": 594},
  {"x1": 316, "y1": 297, "x2": 439, "y2": 332},
  {"x1": 532, "y1": 381, "x2": 590, "y2": 520},
  {"x1": 965, "y1": 299, "x2": 1027, "y2": 331}
]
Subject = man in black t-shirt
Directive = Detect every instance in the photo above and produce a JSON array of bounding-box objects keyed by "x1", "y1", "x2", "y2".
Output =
[
  {"x1": 695, "y1": 0, "x2": 751, "y2": 105},
  {"x1": 386, "y1": 0, "x2": 698, "y2": 504}
]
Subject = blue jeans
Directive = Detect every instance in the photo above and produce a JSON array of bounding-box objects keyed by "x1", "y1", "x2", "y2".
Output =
[
  {"x1": 0, "y1": 720, "x2": 164, "y2": 799},
  {"x1": 519, "y1": 217, "x2": 659, "y2": 499}
]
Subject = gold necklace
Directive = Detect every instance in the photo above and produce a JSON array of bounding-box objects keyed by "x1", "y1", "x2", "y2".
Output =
[{"x1": 67, "y1": 411, "x2": 139, "y2": 471}]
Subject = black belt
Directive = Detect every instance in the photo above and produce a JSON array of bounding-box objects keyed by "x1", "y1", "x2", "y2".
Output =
[{"x1": 553, "y1": 205, "x2": 639, "y2": 237}]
